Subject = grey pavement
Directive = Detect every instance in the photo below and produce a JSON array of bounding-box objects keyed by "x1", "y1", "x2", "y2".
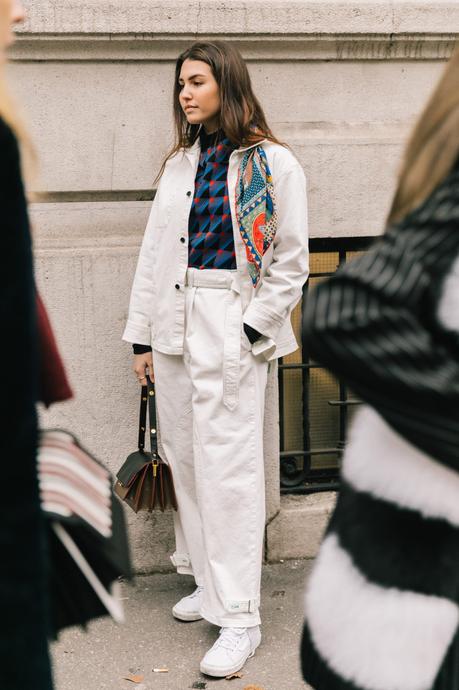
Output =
[{"x1": 51, "y1": 560, "x2": 313, "y2": 690}]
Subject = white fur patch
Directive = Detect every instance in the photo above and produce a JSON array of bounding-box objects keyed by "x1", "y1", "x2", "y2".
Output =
[
  {"x1": 437, "y1": 253, "x2": 459, "y2": 331},
  {"x1": 342, "y1": 406, "x2": 459, "y2": 527},
  {"x1": 305, "y1": 534, "x2": 458, "y2": 690}
]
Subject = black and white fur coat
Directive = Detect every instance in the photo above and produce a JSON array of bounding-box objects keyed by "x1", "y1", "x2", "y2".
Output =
[{"x1": 301, "y1": 168, "x2": 459, "y2": 690}]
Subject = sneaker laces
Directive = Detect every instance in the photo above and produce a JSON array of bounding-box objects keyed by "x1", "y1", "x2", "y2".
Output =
[
  {"x1": 189, "y1": 585, "x2": 204, "y2": 599},
  {"x1": 214, "y1": 627, "x2": 246, "y2": 652}
]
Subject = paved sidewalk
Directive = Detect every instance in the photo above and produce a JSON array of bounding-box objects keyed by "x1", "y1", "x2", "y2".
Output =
[{"x1": 51, "y1": 560, "x2": 313, "y2": 690}]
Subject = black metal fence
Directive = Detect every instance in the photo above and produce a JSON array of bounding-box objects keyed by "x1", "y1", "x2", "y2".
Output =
[{"x1": 279, "y1": 237, "x2": 375, "y2": 494}]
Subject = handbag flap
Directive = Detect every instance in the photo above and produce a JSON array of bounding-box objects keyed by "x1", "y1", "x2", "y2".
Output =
[{"x1": 116, "y1": 450, "x2": 151, "y2": 487}]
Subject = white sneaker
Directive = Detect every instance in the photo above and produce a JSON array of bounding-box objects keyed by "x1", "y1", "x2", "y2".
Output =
[
  {"x1": 172, "y1": 585, "x2": 204, "y2": 622},
  {"x1": 200, "y1": 626, "x2": 261, "y2": 677}
]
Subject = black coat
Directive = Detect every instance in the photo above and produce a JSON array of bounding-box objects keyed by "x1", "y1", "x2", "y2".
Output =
[
  {"x1": 0, "y1": 118, "x2": 53, "y2": 689},
  {"x1": 301, "y1": 168, "x2": 459, "y2": 690}
]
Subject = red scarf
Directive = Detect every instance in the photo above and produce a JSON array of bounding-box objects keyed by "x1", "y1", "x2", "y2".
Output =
[{"x1": 36, "y1": 292, "x2": 73, "y2": 407}]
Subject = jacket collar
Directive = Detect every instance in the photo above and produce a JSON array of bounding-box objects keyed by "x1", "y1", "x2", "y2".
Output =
[
  {"x1": 235, "y1": 139, "x2": 267, "y2": 154},
  {"x1": 184, "y1": 138, "x2": 200, "y2": 166}
]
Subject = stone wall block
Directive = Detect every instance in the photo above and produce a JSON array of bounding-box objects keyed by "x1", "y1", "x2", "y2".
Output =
[
  {"x1": 266, "y1": 493, "x2": 337, "y2": 562},
  {"x1": 20, "y1": 1, "x2": 458, "y2": 569}
]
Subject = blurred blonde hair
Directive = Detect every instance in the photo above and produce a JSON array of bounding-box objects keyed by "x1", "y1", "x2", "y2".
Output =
[
  {"x1": 388, "y1": 44, "x2": 459, "y2": 225},
  {"x1": 0, "y1": 69, "x2": 25, "y2": 138},
  {"x1": 0, "y1": 0, "x2": 34, "y2": 174}
]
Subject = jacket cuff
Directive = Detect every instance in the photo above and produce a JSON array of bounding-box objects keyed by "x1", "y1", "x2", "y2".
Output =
[
  {"x1": 251, "y1": 336, "x2": 277, "y2": 360},
  {"x1": 242, "y1": 302, "x2": 284, "y2": 342},
  {"x1": 122, "y1": 320, "x2": 151, "y2": 346}
]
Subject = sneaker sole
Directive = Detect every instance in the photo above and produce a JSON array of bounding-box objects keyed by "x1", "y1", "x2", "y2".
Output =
[
  {"x1": 172, "y1": 608, "x2": 203, "y2": 622},
  {"x1": 199, "y1": 646, "x2": 259, "y2": 678}
]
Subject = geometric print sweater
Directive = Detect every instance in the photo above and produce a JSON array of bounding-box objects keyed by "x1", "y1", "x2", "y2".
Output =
[
  {"x1": 132, "y1": 129, "x2": 236, "y2": 354},
  {"x1": 188, "y1": 128, "x2": 237, "y2": 270},
  {"x1": 301, "y1": 167, "x2": 459, "y2": 690}
]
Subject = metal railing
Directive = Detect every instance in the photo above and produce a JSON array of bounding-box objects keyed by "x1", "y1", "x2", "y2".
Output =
[{"x1": 279, "y1": 237, "x2": 375, "y2": 494}]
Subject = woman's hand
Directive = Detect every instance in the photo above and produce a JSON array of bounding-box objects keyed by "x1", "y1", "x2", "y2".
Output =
[{"x1": 134, "y1": 352, "x2": 154, "y2": 385}]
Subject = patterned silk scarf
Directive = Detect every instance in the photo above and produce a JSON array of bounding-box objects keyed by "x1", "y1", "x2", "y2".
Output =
[{"x1": 236, "y1": 146, "x2": 278, "y2": 287}]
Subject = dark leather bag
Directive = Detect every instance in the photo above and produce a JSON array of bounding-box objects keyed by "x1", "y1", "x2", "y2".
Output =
[{"x1": 114, "y1": 378, "x2": 178, "y2": 513}]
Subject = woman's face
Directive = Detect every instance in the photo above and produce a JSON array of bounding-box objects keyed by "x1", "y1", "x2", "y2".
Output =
[
  {"x1": 0, "y1": 0, "x2": 25, "y2": 52},
  {"x1": 178, "y1": 59, "x2": 221, "y2": 133}
]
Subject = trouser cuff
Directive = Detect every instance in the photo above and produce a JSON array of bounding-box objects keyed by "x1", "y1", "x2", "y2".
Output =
[{"x1": 170, "y1": 552, "x2": 194, "y2": 576}]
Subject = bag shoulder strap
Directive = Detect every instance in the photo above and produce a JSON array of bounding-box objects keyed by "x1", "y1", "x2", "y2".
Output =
[{"x1": 137, "y1": 376, "x2": 158, "y2": 456}]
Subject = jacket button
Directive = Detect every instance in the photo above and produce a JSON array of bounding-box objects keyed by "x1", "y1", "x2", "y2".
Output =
[
  {"x1": 180, "y1": 237, "x2": 186, "y2": 244},
  {"x1": 175, "y1": 283, "x2": 180, "y2": 290},
  {"x1": 186, "y1": 191, "x2": 192, "y2": 197}
]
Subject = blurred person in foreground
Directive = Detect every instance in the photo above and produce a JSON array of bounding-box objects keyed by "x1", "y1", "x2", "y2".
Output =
[
  {"x1": 301, "y1": 47, "x2": 459, "y2": 690},
  {"x1": 0, "y1": 1, "x2": 72, "y2": 688}
]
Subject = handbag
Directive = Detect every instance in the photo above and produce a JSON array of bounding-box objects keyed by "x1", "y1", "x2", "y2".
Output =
[
  {"x1": 114, "y1": 378, "x2": 178, "y2": 513},
  {"x1": 38, "y1": 429, "x2": 132, "y2": 636}
]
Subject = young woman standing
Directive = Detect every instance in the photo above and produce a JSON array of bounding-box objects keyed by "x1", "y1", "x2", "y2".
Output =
[{"x1": 123, "y1": 41, "x2": 308, "y2": 677}]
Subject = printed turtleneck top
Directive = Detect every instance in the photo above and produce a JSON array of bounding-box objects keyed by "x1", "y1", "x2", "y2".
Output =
[{"x1": 188, "y1": 129, "x2": 237, "y2": 270}]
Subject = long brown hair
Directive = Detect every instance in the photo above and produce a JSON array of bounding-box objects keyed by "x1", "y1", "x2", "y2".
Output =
[
  {"x1": 388, "y1": 45, "x2": 459, "y2": 225},
  {"x1": 156, "y1": 41, "x2": 281, "y2": 182}
]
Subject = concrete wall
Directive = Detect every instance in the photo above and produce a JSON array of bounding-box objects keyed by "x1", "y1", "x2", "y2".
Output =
[{"x1": 10, "y1": 0, "x2": 458, "y2": 570}]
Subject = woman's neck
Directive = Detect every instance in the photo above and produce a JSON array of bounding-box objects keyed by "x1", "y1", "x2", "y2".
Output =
[
  {"x1": 199, "y1": 127, "x2": 224, "y2": 146},
  {"x1": 202, "y1": 119, "x2": 219, "y2": 135}
]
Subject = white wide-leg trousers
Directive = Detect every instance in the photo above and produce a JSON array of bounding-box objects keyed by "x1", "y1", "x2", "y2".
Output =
[{"x1": 153, "y1": 268, "x2": 269, "y2": 628}]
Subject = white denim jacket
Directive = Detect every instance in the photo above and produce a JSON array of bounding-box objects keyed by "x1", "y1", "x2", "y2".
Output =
[{"x1": 123, "y1": 139, "x2": 309, "y2": 360}]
